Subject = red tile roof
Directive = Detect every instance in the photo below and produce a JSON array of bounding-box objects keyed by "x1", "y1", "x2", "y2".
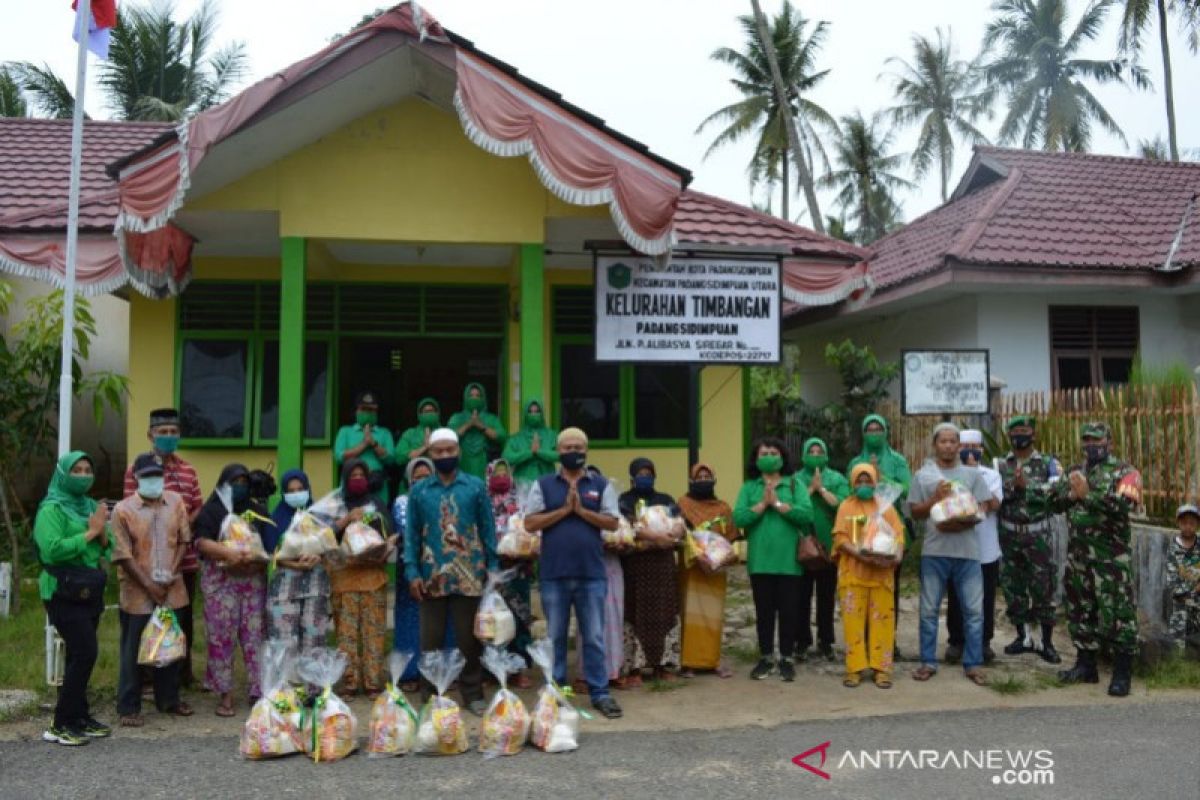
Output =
[
  {"x1": 0, "y1": 118, "x2": 171, "y2": 232},
  {"x1": 868, "y1": 146, "x2": 1200, "y2": 290},
  {"x1": 675, "y1": 189, "x2": 867, "y2": 260}
]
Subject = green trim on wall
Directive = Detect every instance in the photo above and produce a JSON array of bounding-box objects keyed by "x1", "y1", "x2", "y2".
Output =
[
  {"x1": 278, "y1": 238, "x2": 307, "y2": 473},
  {"x1": 519, "y1": 243, "x2": 544, "y2": 413}
]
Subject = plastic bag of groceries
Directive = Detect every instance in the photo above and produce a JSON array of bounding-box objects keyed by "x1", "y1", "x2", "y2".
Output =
[
  {"x1": 473, "y1": 568, "x2": 517, "y2": 646},
  {"x1": 684, "y1": 526, "x2": 735, "y2": 573},
  {"x1": 219, "y1": 513, "x2": 270, "y2": 562},
  {"x1": 478, "y1": 646, "x2": 531, "y2": 758},
  {"x1": 602, "y1": 516, "x2": 637, "y2": 550},
  {"x1": 415, "y1": 649, "x2": 469, "y2": 755},
  {"x1": 296, "y1": 648, "x2": 357, "y2": 763},
  {"x1": 633, "y1": 499, "x2": 683, "y2": 550},
  {"x1": 528, "y1": 638, "x2": 581, "y2": 753},
  {"x1": 275, "y1": 490, "x2": 344, "y2": 560},
  {"x1": 240, "y1": 640, "x2": 304, "y2": 760},
  {"x1": 860, "y1": 483, "x2": 902, "y2": 557},
  {"x1": 137, "y1": 606, "x2": 186, "y2": 667},
  {"x1": 367, "y1": 650, "x2": 419, "y2": 758},
  {"x1": 341, "y1": 508, "x2": 386, "y2": 559},
  {"x1": 929, "y1": 482, "x2": 983, "y2": 525},
  {"x1": 496, "y1": 514, "x2": 540, "y2": 559}
]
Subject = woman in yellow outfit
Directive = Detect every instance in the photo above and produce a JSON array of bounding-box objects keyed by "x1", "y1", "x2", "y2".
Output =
[{"x1": 832, "y1": 464, "x2": 905, "y2": 689}]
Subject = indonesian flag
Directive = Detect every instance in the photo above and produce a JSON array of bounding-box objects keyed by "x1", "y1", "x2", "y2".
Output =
[{"x1": 72, "y1": 0, "x2": 117, "y2": 60}]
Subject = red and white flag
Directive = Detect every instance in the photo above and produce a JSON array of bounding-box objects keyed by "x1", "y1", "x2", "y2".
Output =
[{"x1": 71, "y1": 0, "x2": 117, "y2": 60}]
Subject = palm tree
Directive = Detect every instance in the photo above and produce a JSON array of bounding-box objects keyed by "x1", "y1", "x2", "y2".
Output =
[
  {"x1": 697, "y1": 1, "x2": 836, "y2": 224},
  {"x1": 10, "y1": 0, "x2": 246, "y2": 122},
  {"x1": 0, "y1": 66, "x2": 28, "y2": 118},
  {"x1": 886, "y1": 29, "x2": 992, "y2": 202},
  {"x1": 4, "y1": 62, "x2": 75, "y2": 119},
  {"x1": 981, "y1": 0, "x2": 1150, "y2": 151},
  {"x1": 1117, "y1": 0, "x2": 1200, "y2": 160},
  {"x1": 1138, "y1": 135, "x2": 1200, "y2": 159},
  {"x1": 820, "y1": 112, "x2": 914, "y2": 245}
]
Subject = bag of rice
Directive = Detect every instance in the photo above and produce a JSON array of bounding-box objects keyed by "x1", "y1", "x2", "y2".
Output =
[
  {"x1": 473, "y1": 568, "x2": 517, "y2": 646},
  {"x1": 527, "y1": 638, "x2": 582, "y2": 753}
]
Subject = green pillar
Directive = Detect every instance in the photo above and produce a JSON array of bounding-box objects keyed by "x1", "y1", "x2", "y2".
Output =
[
  {"x1": 278, "y1": 237, "x2": 306, "y2": 474},
  {"x1": 519, "y1": 243, "x2": 545, "y2": 413}
]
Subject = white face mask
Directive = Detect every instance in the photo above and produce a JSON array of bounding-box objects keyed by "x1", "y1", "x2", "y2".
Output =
[
  {"x1": 284, "y1": 490, "x2": 310, "y2": 509},
  {"x1": 138, "y1": 476, "x2": 164, "y2": 499}
]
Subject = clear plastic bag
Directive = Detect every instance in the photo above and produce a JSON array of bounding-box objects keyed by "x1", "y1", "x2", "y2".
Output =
[
  {"x1": 137, "y1": 606, "x2": 186, "y2": 667},
  {"x1": 602, "y1": 517, "x2": 637, "y2": 549},
  {"x1": 296, "y1": 648, "x2": 358, "y2": 763},
  {"x1": 684, "y1": 528, "x2": 735, "y2": 573},
  {"x1": 634, "y1": 500, "x2": 683, "y2": 550},
  {"x1": 527, "y1": 638, "x2": 580, "y2": 753},
  {"x1": 367, "y1": 651, "x2": 418, "y2": 758},
  {"x1": 240, "y1": 640, "x2": 304, "y2": 760},
  {"x1": 342, "y1": 518, "x2": 386, "y2": 558},
  {"x1": 219, "y1": 513, "x2": 270, "y2": 562},
  {"x1": 930, "y1": 482, "x2": 983, "y2": 525},
  {"x1": 415, "y1": 649, "x2": 469, "y2": 755},
  {"x1": 860, "y1": 483, "x2": 902, "y2": 556},
  {"x1": 479, "y1": 646, "x2": 530, "y2": 758},
  {"x1": 473, "y1": 568, "x2": 517, "y2": 646},
  {"x1": 276, "y1": 490, "x2": 344, "y2": 560},
  {"x1": 496, "y1": 514, "x2": 541, "y2": 559}
]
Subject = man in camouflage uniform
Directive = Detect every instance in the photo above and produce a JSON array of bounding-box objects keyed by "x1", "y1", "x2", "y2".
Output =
[
  {"x1": 997, "y1": 416, "x2": 1063, "y2": 664},
  {"x1": 1166, "y1": 504, "x2": 1200, "y2": 651},
  {"x1": 1051, "y1": 421, "x2": 1141, "y2": 697}
]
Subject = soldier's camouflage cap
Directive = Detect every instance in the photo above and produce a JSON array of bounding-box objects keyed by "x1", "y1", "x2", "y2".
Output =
[
  {"x1": 1006, "y1": 415, "x2": 1036, "y2": 431},
  {"x1": 1080, "y1": 421, "x2": 1111, "y2": 439}
]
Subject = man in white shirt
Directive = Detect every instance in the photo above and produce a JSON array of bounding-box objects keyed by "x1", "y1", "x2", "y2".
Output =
[{"x1": 946, "y1": 429, "x2": 1004, "y2": 665}]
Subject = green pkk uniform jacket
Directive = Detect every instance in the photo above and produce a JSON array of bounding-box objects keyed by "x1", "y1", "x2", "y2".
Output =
[
  {"x1": 396, "y1": 396, "x2": 441, "y2": 478},
  {"x1": 334, "y1": 422, "x2": 396, "y2": 501},
  {"x1": 501, "y1": 397, "x2": 559, "y2": 485},
  {"x1": 1050, "y1": 455, "x2": 1140, "y2": 654},
  {"x1": 447, "y1": 382, "x2": 507, "y2": 479},
  {"x1": 732, "y1": 476, "x2": 813, "y2": 577},
  {"x1": 794, "y1": 467, "x2": 850, "y2": 553}
]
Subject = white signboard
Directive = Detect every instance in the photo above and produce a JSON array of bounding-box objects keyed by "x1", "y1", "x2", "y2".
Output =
[
  {"x1": 901, "y1": 349, "x2": 990, "y2": 415},
  {"x1": 594, "y1": 255, "x2": 781, "y2": 364}
]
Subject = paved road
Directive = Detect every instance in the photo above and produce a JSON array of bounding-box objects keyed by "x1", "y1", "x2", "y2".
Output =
[{"x1": 1, "y1": 701, "x2": 1197, "y2": 800}]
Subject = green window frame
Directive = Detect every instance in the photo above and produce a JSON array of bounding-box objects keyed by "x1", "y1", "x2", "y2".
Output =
[
  {"x1": 551, "y1": 286, "x2": 693, "y2": 448},
  {"x1": 254, "y1": 335, "x2": 335, "y2": 447}
]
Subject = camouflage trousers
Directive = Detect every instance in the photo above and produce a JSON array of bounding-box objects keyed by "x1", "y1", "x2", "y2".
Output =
[
  {"x1": 1168, "y1": 600, "x2": 1200, "y2": 649},
  {"x1": 1063, "y1": 532, "x2": 1138, "y2": 654},
  {"x1": 999, "y1": 518, "x2": 1057, "y2": 627}
]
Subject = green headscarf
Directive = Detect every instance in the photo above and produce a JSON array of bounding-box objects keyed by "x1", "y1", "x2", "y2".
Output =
[
  {"x1": 40, "y1": 451, "x2": 98, "y2": 523},
  {"x1": 462, "y1": 382, "x2": 488, "y2": 412},
  {"x1": 849, "y1": 413, "x2": 911, "y2": 503},
  {"x1": 501, "y1": 397, "x2": 557, "y2": 483},
  {"x1": 795, "y1": 437, "x2": 849, "y2": 550},
  {"x1": 797, "y1": 437, "x2": 831, "y2": 480},
  {"x1": 416, "y1": 396, "x2": 441, "y2": 427}
]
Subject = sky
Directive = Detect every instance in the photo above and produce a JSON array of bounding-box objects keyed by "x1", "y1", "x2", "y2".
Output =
[{"x1": 2, "y1": 0, "x2": 1197, "y2": 224}]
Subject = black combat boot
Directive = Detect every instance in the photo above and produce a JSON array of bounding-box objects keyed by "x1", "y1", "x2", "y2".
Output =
[
  {"x1": 1039, "y1": 623, "x2": 1061, "y2": 664},
  {"x1": 1107, "y1": 652, "x2": 1133, "y2": 697},
  {"x1": 1003, "y1": 624, "x2": 1028, "y2": 655},
  {"x1": 1057, "y1": 649, "x2": 1099, "y2": 683}
]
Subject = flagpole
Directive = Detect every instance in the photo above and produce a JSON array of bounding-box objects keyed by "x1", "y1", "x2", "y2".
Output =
[{"x1": 58, "y1": 0, "x2": 91, "y2": 458}]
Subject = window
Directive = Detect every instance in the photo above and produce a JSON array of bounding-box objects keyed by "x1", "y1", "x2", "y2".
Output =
[
  {"x1": 259, "y1": 340, "x2": 331, "y2": 441},
  {"x1": 179, "y1": 339, "x2": 250, "y2": 440},
  {"x1": 1049, "y1": 306, "x2": 1139, "y2": 389},
  {"x1": 553, "y1": 288, "x2": 692, "y2": 445}
]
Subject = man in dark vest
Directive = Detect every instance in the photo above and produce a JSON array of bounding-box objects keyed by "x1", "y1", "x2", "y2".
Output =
[{"x1": 523, "y1": 427, "x2": 623, "y2": 719}]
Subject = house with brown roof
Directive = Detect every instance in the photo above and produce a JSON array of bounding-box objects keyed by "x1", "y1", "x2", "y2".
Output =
[{"x1": 786, "y1": 146, "x2": 1200, "y2": 401}]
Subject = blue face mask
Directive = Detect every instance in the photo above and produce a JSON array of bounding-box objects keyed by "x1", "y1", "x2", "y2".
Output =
[
  {"x1": 284, "y1": 490, "x2": 310, "y2": 509},
  {"x1": 137, "y1": 476, "x2": 164, "y2": 499},
  {"x1": 153, "y1": 434, "x2": 179, "y2": 455},
  {"x1": 633, "y1": 475, "x2": 655, "y2": 493}
]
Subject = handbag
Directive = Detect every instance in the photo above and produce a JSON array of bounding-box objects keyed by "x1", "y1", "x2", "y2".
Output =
[
  {"x1": 45, "y1": 564, "x2": 108, "y2": 604},
  {"x1": 792, "y1": 476, "x2": 833, "y2": 570}
]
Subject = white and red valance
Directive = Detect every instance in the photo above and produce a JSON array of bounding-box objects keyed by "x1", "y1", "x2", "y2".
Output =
[{"x1": 781, "y1": 258, "x2": 873, "y2": 306}]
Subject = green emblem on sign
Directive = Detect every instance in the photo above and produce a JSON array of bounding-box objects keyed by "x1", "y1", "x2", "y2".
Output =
[{"x1": 607, "y1": 262, "x2": 632, "y2": 290}]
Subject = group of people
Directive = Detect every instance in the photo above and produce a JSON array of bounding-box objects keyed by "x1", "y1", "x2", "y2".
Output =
[{"x1": 33, "y1": 389, "x2": 1181, "y2": 748}]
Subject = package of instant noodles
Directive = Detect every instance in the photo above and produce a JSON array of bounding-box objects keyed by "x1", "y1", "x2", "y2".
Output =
[
  {"x1": 240, "y1": 640, "x2": 304, "y2": 760},
  {"x1": 296, "y1": 648, "x2": 357, "y2": 763},
  {"x1": 473, "y1": 568, "x2": 518, "y2": 646},
  {"x1": 367, "y1": 650, "x2": 418, "y2": 757},
  {"x1": 415, "y1": 650, "x2": 469, "y2": 756},
  {"x1": 479, "y1": 646, "x2": 530, "y2": 758}
]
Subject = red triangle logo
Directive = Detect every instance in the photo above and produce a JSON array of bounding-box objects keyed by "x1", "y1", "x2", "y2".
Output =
[{"x1": 792, "y1": 741, "x2": 832, "y2": 780}]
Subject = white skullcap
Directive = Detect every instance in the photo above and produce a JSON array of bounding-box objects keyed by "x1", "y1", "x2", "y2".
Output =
[
  {"x1": 960, "y1": 429, "x2": 983, "y2": 445},
  {"x1": 429, "y1": 427, "x2": 458, "y2": 445},
  {"x1": 931, "y1": 422, "x2": 960, "y2": 442}
]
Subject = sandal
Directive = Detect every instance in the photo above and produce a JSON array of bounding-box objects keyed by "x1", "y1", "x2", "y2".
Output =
[
  {"x1": 119, "y1": 714, "x2": 144, "y2": 727},
  {"x1": 874, "y1": 672, "x2": 893, "y2": 689},
  {"x1": 842, "y1": 673, "x2": 862, "y2": 688},
  {"x1": 680, "y1": 669, "x2": 696, "y2": 679},
  {"x1": 166, "y1": 702, "x2": 194, "y2": 717},
  {"x1": 911, "y1": 665, "x2": 936, "y2": 682},
  {"x1": 214, "y1": 704, "x2": 235, "y2": 718},
  {"x1": 965, "y1": 668, "x2": 988, "y2": 686},
  {"x1": 716, "y1": 665, "x2": 735, "y2": 679}
]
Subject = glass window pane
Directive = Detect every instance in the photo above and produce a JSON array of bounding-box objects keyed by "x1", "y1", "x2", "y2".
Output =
[
  {"x1": 260, "y1": 341, "x2": 329, "y2": 440},
  {"x1": 1101, "y1": 356, "x2": 1133, "y2": 386},
  {"x1": 634, "y1": 365, "x2": 689, "y2": 440},
  {"x1": 559, "y1": 343, "x2": 619, "y2": 440},
  {"x1": 180, "y1": 339, "x2": 248, "y2": 439},
  {"x1": 1055, "y1": 356, "x2": 1093, "y2": 390}
]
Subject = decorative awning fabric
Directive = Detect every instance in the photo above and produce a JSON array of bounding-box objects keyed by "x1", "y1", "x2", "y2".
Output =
[
  {"x1": 0, "y1": 235, "x2": 127, "y2": 295},
  {"x1": 781, "y1": 258, "x2": 873, "y2": 306}
]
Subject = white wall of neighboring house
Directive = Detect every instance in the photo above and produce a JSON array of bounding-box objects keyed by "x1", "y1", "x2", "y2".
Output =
[
  {"x1": 791, "y1": 288, "x2": 1200, "y2": 404},
  {"x1": 0, "y1": 276, "x2": 129, "y2": 504}
]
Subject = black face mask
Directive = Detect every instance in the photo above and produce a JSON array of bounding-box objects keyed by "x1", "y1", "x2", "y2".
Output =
[
  {"x1": 1083, "y1": 444, "x2": 1109, "y2": 466},
  {"x1": 433, "y1": 456, "x2": 459, "y2": 475},
  {"x1": 560, "y1": 451, "x2": 587, "y2": 471},
  {"x1": 689, "y1": 480, "x2": 715, "y2": 499},
  {"x1": 1010, "y1": 434, "x2": 1034, "y2": 451}
]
